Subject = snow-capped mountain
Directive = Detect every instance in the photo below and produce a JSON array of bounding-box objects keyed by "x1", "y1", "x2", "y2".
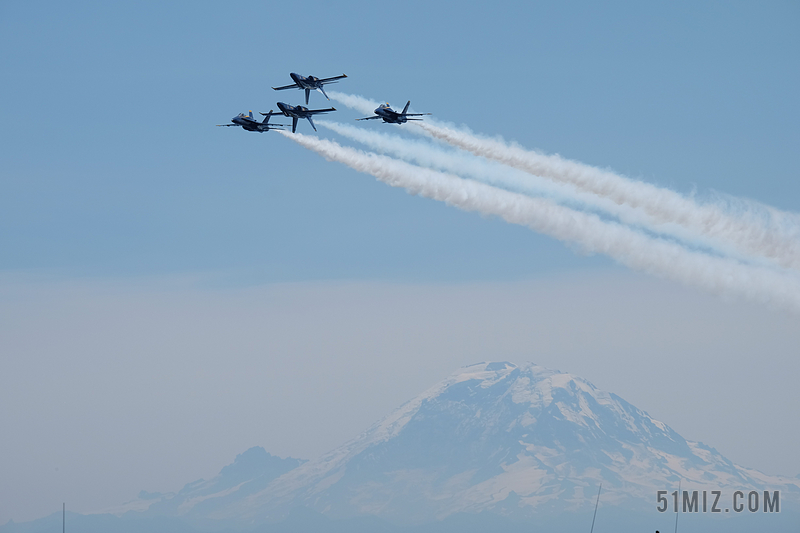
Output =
[{"x1": 114, "y1": 361, "x2": 798, "y2": 528}]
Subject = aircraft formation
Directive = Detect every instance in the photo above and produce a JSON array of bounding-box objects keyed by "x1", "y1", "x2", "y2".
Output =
[{"x1": 217, "y1": 72, "x2": 430, "y2": 133}]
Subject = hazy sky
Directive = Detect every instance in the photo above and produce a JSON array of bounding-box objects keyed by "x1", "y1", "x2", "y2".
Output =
[{"x1": 1, "y1": 0, "x2": 798, "y2": 525}]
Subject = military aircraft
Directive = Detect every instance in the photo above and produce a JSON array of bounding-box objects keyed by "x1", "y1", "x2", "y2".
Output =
[
  {"x1": 356, "y1": 101, "x2": 431, "y2": 124},
  {"x1": 216, "y1": 110, "x2": 287, "y2": 132},
  {"x1": 276, "y1": 102, "x2": 336, "y2": 133},
  {"x1": 272, "y1": 73, "x2": 348, "y2": 105}
]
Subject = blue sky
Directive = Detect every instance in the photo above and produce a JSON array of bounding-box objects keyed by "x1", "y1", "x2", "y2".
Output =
[
  {"x1": 1, "y1": 0, "x2": 799, "y2": 524},
  {"x1": 2, "y1": 0, "x2": 798, "y2": 281}
]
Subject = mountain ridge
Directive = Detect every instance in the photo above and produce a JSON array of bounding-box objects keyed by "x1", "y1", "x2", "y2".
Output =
[
  {"x1": 121, "y1": 362, "x2": 797, "y2": 525},
  {"x1": 9, "y1": 362, "x2": 798, "y2": 533}
]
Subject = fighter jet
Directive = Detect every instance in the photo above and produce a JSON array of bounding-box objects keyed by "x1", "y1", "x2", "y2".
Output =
[
  {"x1": 272, "y1": 73, "x2": 347, "y2": 105},
  {"x1": 276, "y1": 102, "x2": 336, "y2": 133},
  {"x1": 356, "y1": 101, "x2": 431, "y2": 124},
  {"x1": 216, "y1": 110, "x2": 287, "y2": 132}
]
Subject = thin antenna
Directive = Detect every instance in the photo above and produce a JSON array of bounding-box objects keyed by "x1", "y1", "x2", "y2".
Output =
[
  {"x1": 589, "y1": 483, "x2": 601, "y2": 533},
  {"x1": 674, "y1": 480, "x2": 681, "y2": 533},
  {"x1": 62, "y1": 503, "x2": 65, "y2": 533}
]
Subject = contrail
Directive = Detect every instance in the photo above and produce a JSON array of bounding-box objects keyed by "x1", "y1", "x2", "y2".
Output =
[
  {"x1": 327, "y1": 91, "x2": 380, "y2": 115},
  {"x1": 319, "y1": 120, "x2": 604, "y2": 204},
  {"x1": 277, "y1": 130, "x2": 800, "y2": 312},
  {"x1": 318, "y1": 120, "x2": 772, "y2": 263},
  {"x1": 319, "y1": 119, "x2": 609, "y2": 208},
  {"x1": 416, "y1": 121, "x2": 800, "y2": 271},
  {"x1": 328, "y1": 91, "x2": 800, "y2": 272}
]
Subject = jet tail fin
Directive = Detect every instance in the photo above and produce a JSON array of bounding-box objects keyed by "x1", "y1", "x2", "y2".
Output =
[
  {"x1": 318, "y1": 86, "x2": 330, "y2": 100},
  {"x1": 261, "y1": 110, "x2": 273, "y2": 124},
  {"x1": 305, "y1": 88, "x2": 310, "y2": 105},
  {"x1": 292, "y1": 116, "x2": 298, "y2": 133},
  {"x1": 402, "y1": 101, "x2": 411, "y2": 115},
  {"x1": 248, "y1": 110, "x2": 254, "y2": 119},
  {"x1": 307, "y1": 116, "x2": 317, "y2": 132}
]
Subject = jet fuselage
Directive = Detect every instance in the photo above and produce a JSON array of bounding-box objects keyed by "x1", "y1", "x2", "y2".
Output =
[
  {"x1": 373, "y1": 105, "x2": 407, "y2": 124},
  {"x1": 273, "y1": 72, "x2": 346, "y2": 104},
  {"x1": 231, "y1": 115, "x2": 260, "y2": 131},
  {"x1": 231, "y1": 114, "x2": 267, "y2": 132},
  {"x1": 276, "y1": 102, "x2": 336, "y2": 133},
  {"x1": 289, "y1": 73, "x2": 323, "y2": 90},
  {"x1": 220, "y1": 111, "x2": 285, "y2": 132},
  {"x1": 276, "y1": 102, "x2": 310, "y2": 118}
]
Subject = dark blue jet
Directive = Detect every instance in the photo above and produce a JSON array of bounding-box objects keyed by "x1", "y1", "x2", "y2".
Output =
[
  {"x1": 272, "y1": 73, "x2": 347, "y2": 105},
  {"x1": 217, "y1": 110, "x2": 287, "y2": 132},
  {"x1": 276, "y1": 102, "x2": 336, "y2": 133},
  {"x1": 356, "y1": 101, "x2": 431, "y2": 124}
]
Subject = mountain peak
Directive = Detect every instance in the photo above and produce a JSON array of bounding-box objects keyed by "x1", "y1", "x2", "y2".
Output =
[
  {"x1": 232, "y1": 361, "x2": 795, "y2": 523},
  {"x1": 97, "y1": 362, "x2": 799, "y2": 528}
]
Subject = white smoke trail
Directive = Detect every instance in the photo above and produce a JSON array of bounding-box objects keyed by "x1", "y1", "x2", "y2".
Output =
[
  {"x1": 416, "y1": 122, "x2": 800, "y2": 271},
  {"x1": 276, "y1": 130, "x2": 800, "y2": 312},
  {"x1": 318, "y1": 120, "x2": 769, "y2": 263},
  {"x1": 327, "y1": 91, "x2": 380, "y2": 115},
  {"x1": 318, "y1": 119, "x2": 593, "y2": 203},
  {"x1": 319, "y1": 119, "x2": 599, "y2": 203},
  {"x1": 328, "y1": 91, "x2": 800, "y2": 272}
]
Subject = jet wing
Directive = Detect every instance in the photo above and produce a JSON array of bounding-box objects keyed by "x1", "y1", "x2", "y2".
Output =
[
  {"x1": 307, "y1": 107, "x2": 336, "y2": 115},
  {"x1": 272, "y1": 83, "x2": 300, "y2": 91},
  {"x1": 319, "y1": 74, "x2": 347, "y2": 84},
  {"x1": 404, "y1": 113, "x2": 432, "y2": 116},
  {"x1": 216, "y1": 124, "x2": 238, "y2": 126},
  {"x1": 355, "y1": 116, "x2": 381, "y2": 121}
]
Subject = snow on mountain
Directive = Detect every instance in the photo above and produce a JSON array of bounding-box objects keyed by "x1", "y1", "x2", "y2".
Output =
[{"x1": 116, "y1": 362, "x2": 799, "y2": 525}]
